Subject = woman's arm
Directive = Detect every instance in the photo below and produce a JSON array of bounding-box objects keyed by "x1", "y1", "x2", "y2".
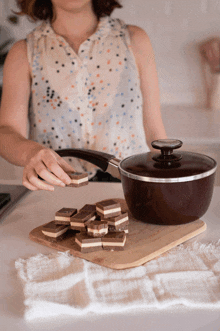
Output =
[
  {"x1": 0, "y1": 40, "x2": 73, "y2": 190},
  {"x1": 127, "y1": 25, "x2": 167, "y2": 151},
  {"x1": 0, "y1": 40, "x2": 37, "y2": 164}
]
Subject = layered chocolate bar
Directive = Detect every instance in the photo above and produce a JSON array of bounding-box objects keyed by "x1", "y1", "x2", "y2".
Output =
[
  {"x1": 70, "y1": 210, "x2": 96, "y2": 231},
  {"x1": 54, "y1": 207, "x2": 77, "y2": 225},
  {"x1": 79, "y1": 204, "x2": 96, "y2": 213},
  {"x1": 42, "y1": 221, "x2": 69, "y2": 242},
  {"x1": 67, "y1": 172, "x2": 88, "y2": 187},
  {"x1": 107, "y1": 212, "x2": 129, "y2": 230},
  {"x1": 75, "y1": 232, "x2": 102, "y2": 253},
  {"x1": 102, "y1": 232, "x2": 126, "y2": 250},
  {"x1": 108, "y1": 224, "x2": 129, "y2": 234},
  {"x1": 96, "y1": 199, "x2": 121, "y2": 219},
  {"x1": 87, "y1": 220, "x2": 108, "y2": 237}
]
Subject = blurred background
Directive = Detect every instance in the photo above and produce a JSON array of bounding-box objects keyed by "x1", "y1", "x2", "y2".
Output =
[{"x1": 0, "y1": 0, "x2": 220, "y2": 184}]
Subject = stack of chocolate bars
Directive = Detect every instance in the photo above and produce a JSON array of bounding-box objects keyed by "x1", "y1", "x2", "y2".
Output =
[
  {"x1": 42, "y1": 207, "x2": 77, "y2": 242},
  {"x1": 75, "y1": 200, "x2": 129, "y2": 253},
  {"x1": 41, "y1": 199, "x2": 129, "y2": 253}
]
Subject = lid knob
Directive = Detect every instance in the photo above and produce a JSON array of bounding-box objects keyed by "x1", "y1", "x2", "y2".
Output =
[{"x1": 151, "y1": 139, "x2": 183, "y2": 166}]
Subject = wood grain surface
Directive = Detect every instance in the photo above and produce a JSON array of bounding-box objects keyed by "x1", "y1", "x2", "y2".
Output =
[{"x1": 29, "y1": 199, "x2": 206, "y2": 270}]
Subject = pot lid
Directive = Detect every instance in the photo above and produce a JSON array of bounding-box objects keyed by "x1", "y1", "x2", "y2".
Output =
[{"x1": 119, "y1": 139, "x2": 217, "y2": 183}]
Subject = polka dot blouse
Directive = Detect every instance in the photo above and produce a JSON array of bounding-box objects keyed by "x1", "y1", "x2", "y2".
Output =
[{"x1": 26, "y1": 16, "x2": 150, "y2": 175}]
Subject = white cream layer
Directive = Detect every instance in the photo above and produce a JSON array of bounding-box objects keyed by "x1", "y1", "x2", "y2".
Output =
[
  {"x1": 96, "y1": 207, "x2": 121, "y2": 215},
  {"x1": 70, "y1": 222, "x2": 84, "y2": 227},
  {"x1": 108, "y1": 216, "x2": 128, "y2": 226},
  {"x1": 71, "y1": 215, "x2": 95, "y2": 227},
  {"x1": 42, "y1": 227, "x2": 68, "y2": 238},
  {"x1": 87, "y1": 228, "x2": 108, "y2": 235},
  {"x1": 75, "y1": 238, "x2": 102, "y2": 248},
  {"x1": 55, "y1": 216, "x2": 71, "y2": 221},
  {"x1": 71, "y1": 177, "x2": 88, "y2": 184}
]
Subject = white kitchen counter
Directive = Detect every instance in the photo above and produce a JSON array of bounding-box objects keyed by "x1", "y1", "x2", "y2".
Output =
[{"x1": 0, "y1": 181, "x2": 220, "y2": 331}]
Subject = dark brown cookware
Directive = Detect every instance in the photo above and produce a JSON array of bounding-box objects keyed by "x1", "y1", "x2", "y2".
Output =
[{"x1": 56, "y1": 139, "x2": 217, "y2": 225}]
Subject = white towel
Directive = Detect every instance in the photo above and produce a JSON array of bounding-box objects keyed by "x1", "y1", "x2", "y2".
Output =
[{"x1": 15, "y1": 240, "x2": 220, "y2": 321}]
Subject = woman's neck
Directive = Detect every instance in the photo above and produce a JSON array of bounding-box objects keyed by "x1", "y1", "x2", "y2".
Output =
[{"x1": 51, "y1": 4, "x2": 98, "y2": 42}]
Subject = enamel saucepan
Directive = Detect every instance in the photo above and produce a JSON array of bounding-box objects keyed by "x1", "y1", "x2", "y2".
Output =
[{"x1": 56, "y1": 139, "x2": 217, "y2": 225}]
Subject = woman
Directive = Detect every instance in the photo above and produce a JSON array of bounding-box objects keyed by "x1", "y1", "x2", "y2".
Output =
[{"x1": 0, "y1": 0, "x2": 167, "y2": 191}]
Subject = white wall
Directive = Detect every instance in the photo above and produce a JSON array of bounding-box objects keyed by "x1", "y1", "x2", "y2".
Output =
[{"x1": 113, "y1": 0, "x2": 220, "y2": 107}]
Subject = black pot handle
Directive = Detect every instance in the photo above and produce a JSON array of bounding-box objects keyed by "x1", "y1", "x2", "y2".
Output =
[{"x1": 55, "y1": 148, "x2": 116, "y2": 172}]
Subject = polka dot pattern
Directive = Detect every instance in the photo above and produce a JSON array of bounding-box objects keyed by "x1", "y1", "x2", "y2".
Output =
[{"x1": 27, "y1": 17, "x2": 149, "y2": 174}]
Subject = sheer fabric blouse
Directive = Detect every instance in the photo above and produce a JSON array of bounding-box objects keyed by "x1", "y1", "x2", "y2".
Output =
[{"x1": 26, "y1": 16, "x2": 149, "y2": 175}]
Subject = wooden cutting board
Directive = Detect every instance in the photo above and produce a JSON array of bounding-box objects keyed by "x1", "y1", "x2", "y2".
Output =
[{"x1": 29, "y1": 199, "x2": 206, "y2": 270}]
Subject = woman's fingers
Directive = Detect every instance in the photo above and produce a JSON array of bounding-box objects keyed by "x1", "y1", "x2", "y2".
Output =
[
  {"x1": 57, "y1": 156, "x2": 76, "y2": 173},
  {"x1": 34, "y1": 161, "x2": 66, "y2": 187},
  {"x1": 22, "y1": 148, "x2": 78, "y2": 191},
  {"x1": 200, "y1": 39, "x2": 220, "y2": 72},
  {"x1": 23, "y1": 167, "x2": 54, "y2": 191},
  {"x1": 42, "y1": 154, "x2": 73, "y2": 185},
  {"x1": 27, "y1": 168, "x2": 55, "y2": 191},
  {"x1": 212, "y1": 41, "x2": 220, "y2": 57},
  {"x1": 22, "y1": 176, "x2": 39, "y2": 191}
]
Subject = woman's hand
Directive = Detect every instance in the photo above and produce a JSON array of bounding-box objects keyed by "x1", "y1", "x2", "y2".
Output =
[
  {"x1": 22, "y1": 147, "x2": 75, "y2": 191},
  {"x1": 200, "y1": 38, "x2": 220, "y2": 73}
]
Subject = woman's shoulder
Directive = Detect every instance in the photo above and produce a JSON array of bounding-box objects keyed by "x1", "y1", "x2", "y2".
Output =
[
  {"x1": 126, "y1": 25, "x2": 151, "y2": 47},
  {"x1": 3, "y1": 39, "x2": 31, "y2": 83},
  {"x1": 6, "y1": 39, "x2": 28, "y2": 59},
  {"x1": 125, "y1": 25, "x2": 155, "y2": 74},
  {"x1": 110, "y1": 18, "x2": 151, "y2": 48},
  {"x1": 25, "y1": 21, "x2": 48, "y2": 41},
  {"x1": 126, "y1": 24, "x2": 154, "y2": 59}
]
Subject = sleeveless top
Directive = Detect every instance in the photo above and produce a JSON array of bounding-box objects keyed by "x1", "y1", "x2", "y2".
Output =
[{"x1": 26, "y1": 16, "x2": 149, "y2": 176}]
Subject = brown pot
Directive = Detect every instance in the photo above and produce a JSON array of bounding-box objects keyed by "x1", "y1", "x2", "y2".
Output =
[{"x1": 56, "y1": 139, "x2": 217, "y2": 225}]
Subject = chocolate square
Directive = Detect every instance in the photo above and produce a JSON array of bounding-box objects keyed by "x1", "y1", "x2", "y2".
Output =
[
  {"x1": 108, "y1": 224, "x2": 129, "y2": 233},
  {"x1": 75, "y1": 232, "x2": 102, "y2": 253},
  {"x1": 70, "y1": 210, "x2": 96, "y2": 231},
  {"x1": 66, "y1": 172, "x2": 88, "y2": 187},
  {"x1": 42, "y1": 221, "x2": 69, "y2": 241},
  {"x1": 96, "y1": 199, "x2": 121, "y2": 219},
  {"x1": 42, "y1": 221, "x2": 68, "y2": 233},
  {"x1": 102, "y1": 232, "x2": 126, "y2": 250},
  {"x1": 79, "y1": 204, "x2": 96, "y2": 213},
  {"x1": 55, "y1": 207, "x2": 77, "y2": 224},
  {"x1": 107, "y1": 212, "x2": 129, "y2": 228},
  {"x1": 87, "y1": 220, "x2": 108, "y2": 237}
]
